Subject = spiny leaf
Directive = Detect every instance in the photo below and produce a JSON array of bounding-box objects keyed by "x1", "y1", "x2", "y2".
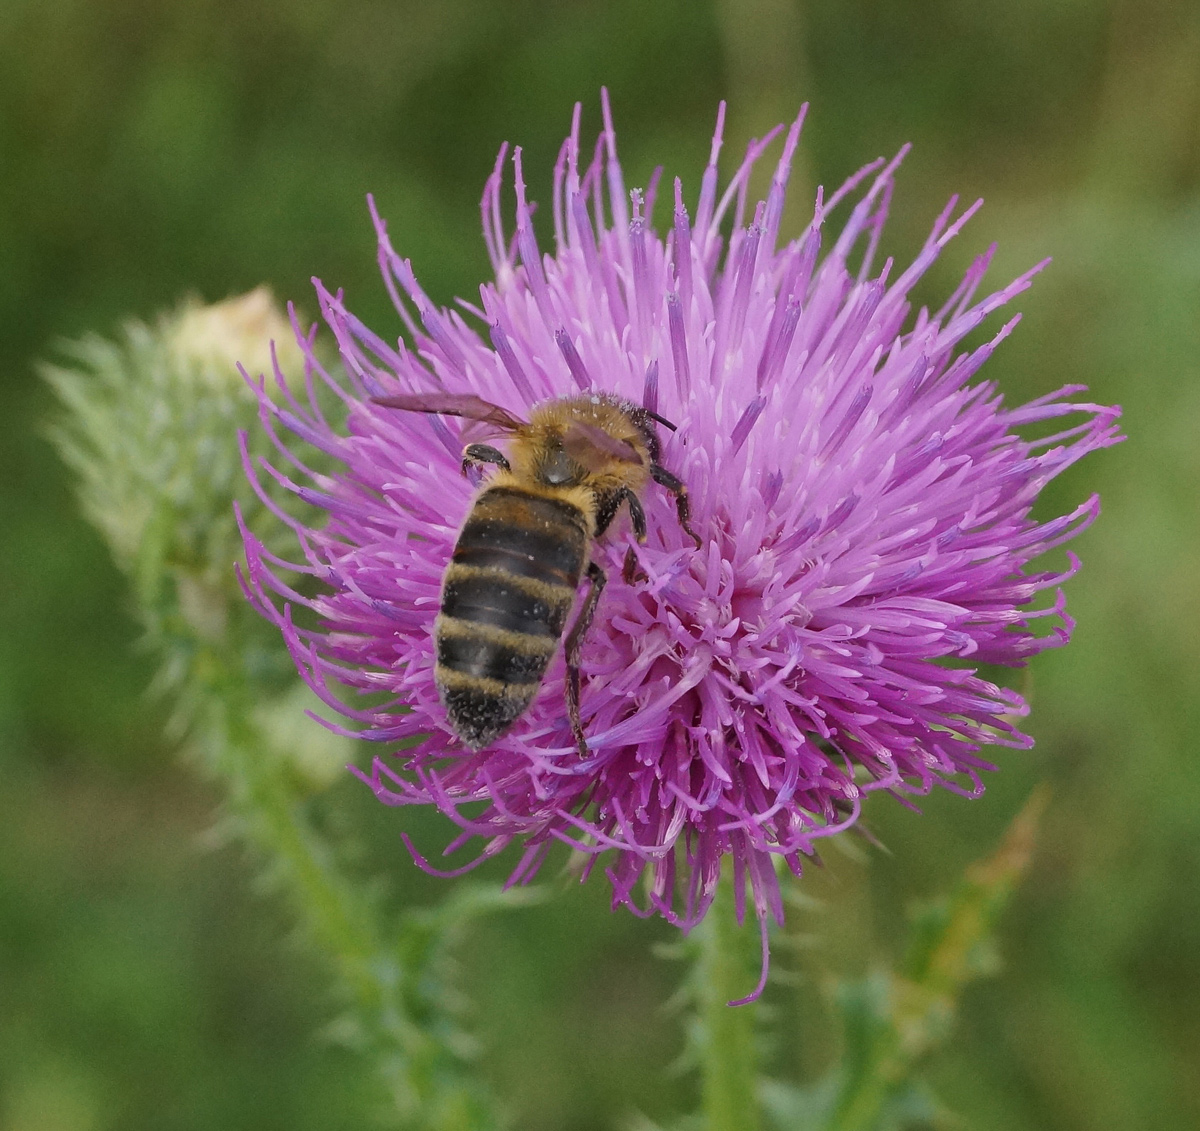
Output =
[{"x1": 817, "y1": 787, "x2": 1050, "y2": 1131}]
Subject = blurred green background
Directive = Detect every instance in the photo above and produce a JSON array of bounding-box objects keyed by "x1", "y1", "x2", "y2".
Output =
[{"x1": 2, "y1": 0, "x2": 1197, "y2": 1128}]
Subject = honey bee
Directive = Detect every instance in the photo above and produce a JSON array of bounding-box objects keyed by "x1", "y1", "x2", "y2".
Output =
[{"x1": 372, "y1": 390, "x2": 701, "y2": 754}]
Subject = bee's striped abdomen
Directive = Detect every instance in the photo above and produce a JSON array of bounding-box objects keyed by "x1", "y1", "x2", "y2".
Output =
[{"x1": 435, "y1": 487, "x2": 589, "y2": 749}]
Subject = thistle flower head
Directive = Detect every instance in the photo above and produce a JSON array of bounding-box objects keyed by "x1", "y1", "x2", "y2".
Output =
[{"x1": 239, "y1": 95, "x2": 1120, "y2": 992}]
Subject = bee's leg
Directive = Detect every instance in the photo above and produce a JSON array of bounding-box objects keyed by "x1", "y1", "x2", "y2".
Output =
[
  {"x1": 620, "y1": 492, "x2": 647, "y2": 584},
  {"x1": 461, "y1": 443, "x2": 510, "y2": 481},
  {"x1": 564, "y1": 561, "x2": 606, "y2": 756},
  {"x1": 651, "y1": 464, "x2": 702, "y2": 548},
  {"x1": 595, "y1": 488, "x2": 648, "y2": 583},
  {"x1": 621, "y1": 547, "x2": 643, "y2": 585}
]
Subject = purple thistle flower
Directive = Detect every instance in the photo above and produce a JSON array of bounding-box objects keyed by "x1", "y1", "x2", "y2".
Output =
[{"x1": 239, "y1": 93, "x2": 1121, "y2": 998}]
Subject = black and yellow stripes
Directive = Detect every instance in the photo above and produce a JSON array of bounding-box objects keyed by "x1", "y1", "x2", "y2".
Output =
[
  {"x1": 451, "y1": 487, "x2": 590, "y2": 586},
  {"x1": 436, "y1": 617, "x2": 558, "y2": 682},
  {"x1": 434, "y1": 486, "x2": 590, "y2": 749}
]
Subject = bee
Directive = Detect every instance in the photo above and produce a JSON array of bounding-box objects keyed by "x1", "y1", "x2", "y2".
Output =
[{"x1": 372, "y1": 390, "x2": 701, "y2": 754}]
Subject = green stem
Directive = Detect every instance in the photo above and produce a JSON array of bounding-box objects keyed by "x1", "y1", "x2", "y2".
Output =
[
  {"x1": 196, "y1": 642, "x2": 502, "y2": 1130},
  {"x1": 225, "y1": 713, "x2": 386, "y2": 1019},
  {"x1": 696, "y1": 866, "x2": 763, "y2": 1131},
  {"x1": 828, "y1": 1051, "x2": 897, "y2": 1131}
]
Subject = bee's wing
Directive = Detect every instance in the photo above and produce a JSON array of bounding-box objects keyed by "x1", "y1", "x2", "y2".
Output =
[
  {"x1": 562, "y1": 420, "x2": 643, "y2": 470},
  {"x1": 370, "y1": 392, "x2": 527, "y2": 431}
]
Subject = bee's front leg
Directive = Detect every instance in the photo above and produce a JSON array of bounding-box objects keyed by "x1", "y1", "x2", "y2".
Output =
[
  {"x1": 564, "y1": 561, "x2": 606, "y2": 756},
  {"x1": 651, "y1": 464, "x2": 702, "y2": 548},
  {"x1": 461, "y1": 443, "x2": 510, "y2": 481}
]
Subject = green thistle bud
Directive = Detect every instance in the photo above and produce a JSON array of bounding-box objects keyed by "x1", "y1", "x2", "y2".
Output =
[
  {"x1": 45, "y1": 289, "x2": 350, "y2": 781},
  {"x1": 45, "y1": 288, "x2": 303, "y2": 595}
]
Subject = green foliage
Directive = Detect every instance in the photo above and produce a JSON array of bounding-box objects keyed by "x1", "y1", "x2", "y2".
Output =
[
  {"x1": 3, "y1": 1, "x2": 1198, "y2": 1128},
  {"x1": 630, "y1": 794, "x2": 1046, "y2": 1131},
  {"x1": 44, "y1": 296, "x2": 520, "y2": 1130},
  {"x1": 759, "y1": 791, "x2": 1049, "y2": 1131}
]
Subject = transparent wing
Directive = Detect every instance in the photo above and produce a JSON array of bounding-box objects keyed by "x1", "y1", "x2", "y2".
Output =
[{"x1": 370, "y1": 392, "x2": 527, "y2": 431}]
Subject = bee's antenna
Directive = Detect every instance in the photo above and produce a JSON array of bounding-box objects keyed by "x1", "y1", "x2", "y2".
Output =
[{"x1": 645, "y1": 409, "x2": 678, "y2": 432}]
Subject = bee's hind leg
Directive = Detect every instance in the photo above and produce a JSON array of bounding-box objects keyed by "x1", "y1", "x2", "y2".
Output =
[
  {"x1": 461, "y1": 444, "x2": 510, "y2": 481},
  {"x1": 564, "y1": 561, "x2": 606, "y2": 756}
]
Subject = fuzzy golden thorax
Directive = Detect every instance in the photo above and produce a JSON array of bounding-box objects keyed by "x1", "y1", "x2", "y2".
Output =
[{"x1": 496, "y1": 395, "x2": 654, "y2": 523}]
